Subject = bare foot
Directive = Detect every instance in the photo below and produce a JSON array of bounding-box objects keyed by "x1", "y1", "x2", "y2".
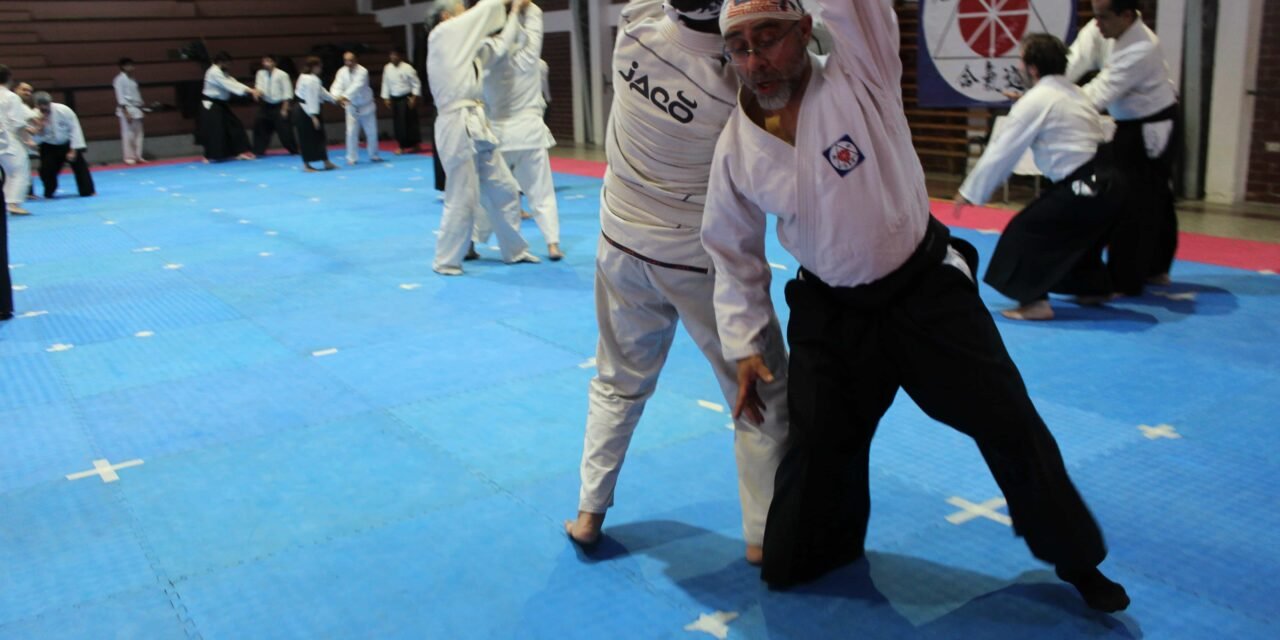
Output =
[
  {"x1": 237, "y1": 152, "x2": 256, "y2": 161},
  {"x1": 303, "y1": 165, "x2": 318, "y2": 173},
  {"x1": 323, "y1": 162, "x2": 338, "y2": 171},
  {"x1": 548, "y1": 243, "x2": 563, "y2": 261},
  {"x1": 1000, "y1": 299, "x2": 1053, "y2": 321},
  {"x1": 393, "y1": 148, "x2": 403, "y2": 156},
  {"x1": 8, "y1": 206, "x2": 32, "y2": 216},
  {"x1": 1073, "y1": 293, "x2": 1118, "y2": 306},
  {"x1": 746, "y1": 544, "x2": 763, "y2": 566},
  {"x1": 521, "y1": 210, "x2": 533, "y2": 220},
  {"x1": 564, "y1": 511, "x2": 605, "y2": 547}
]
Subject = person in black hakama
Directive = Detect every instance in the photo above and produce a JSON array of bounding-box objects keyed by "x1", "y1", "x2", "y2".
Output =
[
  {"x1": 252, "y1": 54, "x2": 298, "y2": 156},
  {"x1": 198, "y1": 52, "x2": 261, "y2": 162},
  {"x1": 292, "y1": 56, "x2": 339, "y2": 172},
  {"x1": 382, "y1": 47, "x2": 423, "y2": 154},
  {"x1": 955, "y1": 34, "x2": 1127, "y2": 320}
]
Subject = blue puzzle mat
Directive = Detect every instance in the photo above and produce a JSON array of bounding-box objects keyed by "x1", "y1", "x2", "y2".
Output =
[{"x1": 2, "y1": 153, "x2": 1277, "y2": 638}]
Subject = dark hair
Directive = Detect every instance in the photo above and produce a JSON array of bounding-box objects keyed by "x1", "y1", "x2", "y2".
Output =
[
  {"x1": 262, "y1": 53, "x2": 278, "y2": 63},
  {"x1": 1108, "y1": 0, "x2": 1140, "y2": 16},
  {"x1": 390, "y1": 46, "x2": 405, "y2": 56},
  {"x1": 0, "y1": 65, "x2": 10, "y2": 85},
  {"x1": 305, "y1": 56, "x2": 323, "y2": 72},
  {"x1": 1021, "y1": 33, "x2": 1069, "y2": 77},
  {"x1": 119, "y1": 57, "x2": 135, "y2": 68},
  {"x1": 213, "y1": 51, "x2": 233, "y2": 64},
  {"x1": 343, "y1": 50, "x2": 358, "y2": 58}
]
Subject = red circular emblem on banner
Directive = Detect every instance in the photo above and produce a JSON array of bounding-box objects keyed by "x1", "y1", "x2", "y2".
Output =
[{"x1": 957, "y1": 0, "x2": 1030, "y2": 58}]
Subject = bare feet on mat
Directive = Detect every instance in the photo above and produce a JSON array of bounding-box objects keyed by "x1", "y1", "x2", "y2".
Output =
[
  {"x1": 1147, "y1": 273, "x2": 1172, "y2": 286},
  {"x1": 521, "y1": 209, "x2": 533, "y2": 220},
  {"x1": 237, "y1": 152, "x2": 256, "y2": 160},
  {"x1": 1057, "y1": 566, "x2": 1130, "y2": 612},
  {"x1": 1000, "y1": 299, "x2": 1053, "y2": 321},
  {"x1": 8, "y1": 206, "x2": 31, "y2": 216},
  {"x1": 509, "y1": 251, "x2": 541, "y2": 265},
  {"x1": 565, "y1": 511, "x2": 605, "y2": 547},
  {"x1": 433, "y1": 265, "x2": 463, "y2": 276},
  {"x1": 393, "y1": 148, "x2": 403, "y2": 155},
  {"x1": 548, "y1": 243, "x2": 563, "y2": 261},
  {"x1": 323, "y1": 161, "x2": 338, "y2": 171},
  {"x1": 746, "y1": 544, "x2": 764, "y2": 566},
  {"x1": 303, "y1": 165, "x2": 318, "y2": 173}
]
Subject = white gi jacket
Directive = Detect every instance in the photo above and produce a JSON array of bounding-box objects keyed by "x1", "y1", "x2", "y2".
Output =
[
  {"x1": 0, "y1": 88, "x2": 30, "y2": 158},
  {"x1": 255, "y1": 68, "x2": 293, "y2": 104},
  {"x1": 702, "y1": 0, "x2": 930, "y2": 361},
  {"x1": 295, "y1": 74, "x2": 336, "y2": 116},
  {"x1": 482, "y1": 4, "x2": 556, "y2": 153},
  {"x1": 33, "y1": 103, "x2": 87, "y2": 149},
  {"x1": 427, "y1": 0, "x2": 520, "y2": 169},
  {"x1": 1067, "y1": 17, "x2": 1177, "y2": 156},
  {"x1": 331, "y1": 64, "x2": 376, "y2": 114},
  {"x1": 602, "y1": 0, "x2": 739, "y2": 270},
  {"x1": 113, "y1": 72, "x2": 144, "y2": 119},
  {"x1": 380, "y1": 62, "x2": 422, "y2": 99},
  {"x1": 202, "y1": 65, "x2": 251, "y2": 108},
  {"x1": 959, "y1": 76, "x2": 1107, "y2": 206}
]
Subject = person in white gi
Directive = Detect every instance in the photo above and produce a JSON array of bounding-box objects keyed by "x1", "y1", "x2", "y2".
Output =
[
  {"x1": 954, "y1": 33, "x2": 1126, "y2": 321},
  {"x1": 331, "y1": 51, "x2": 382, "y2": 165},
  {"x1": 113, "y1": 57, "x2": 147, "y2": 165},
  {"x1": 381, "y1": 47, "x2": 423, "y2": 154},
  {"x1": 252, "y1": 54, "x2": 297, "y2": 156},
  {"x1": 427, "y1": 0, "x2": 541, "y2": 275},
  {"x1": 479, "y1": 1, "x2": 563, "y2": 261},
  {"x1": 0, "y1": 70, "x2": 36, "y2": 216},
  {"x1": 702, "y1": 0, "x2": 1128, "y2": 612},
  {"x1": 563, "y1": 0, "x2": 789, "y2": 567},
  {"x1": 200, "y1": 52, "x2": 262, "y2": 162},
  {"x1": 1067, "y1": 0, "x2": 1179, "y2": 294},
  {"x1": 0, "y1": 68, "x2": 12, "y2": 320},
  {"x1": 32, "y1": 92, "x2": 95, "y2": 199}
]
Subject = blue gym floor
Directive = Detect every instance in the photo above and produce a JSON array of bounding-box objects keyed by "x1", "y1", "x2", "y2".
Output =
[{"x1": 2, "y1": 153, "x2": 1277, "y2": 639}]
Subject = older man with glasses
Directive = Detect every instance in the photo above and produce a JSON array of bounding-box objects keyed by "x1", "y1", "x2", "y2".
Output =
[
  {"x1": 32, "y1": 92, "x2": 95, "y2": 199},
  {"x1": 701, "y1": 0, "x2": 1129, "y2": 613}
]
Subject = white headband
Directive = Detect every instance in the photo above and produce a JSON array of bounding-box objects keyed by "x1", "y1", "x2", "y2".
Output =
[{"x1": 719, "y1": 0, "x2": 807, "y2": 35}]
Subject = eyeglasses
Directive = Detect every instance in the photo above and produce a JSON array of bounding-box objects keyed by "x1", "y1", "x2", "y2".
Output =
[{"x1": 722, "y1": 21, "x2": 802, "y2": 66}]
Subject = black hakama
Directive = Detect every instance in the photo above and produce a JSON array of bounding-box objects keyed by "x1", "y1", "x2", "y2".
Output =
[
  {"x1": 291, "y1": 106, "x2": 330, "y2": 165},
  {"x1": 252, "y1": 102, "x2": 298, "y2": 156},
  {"x1": 1106, "y1": 104, "x2": 1179, "y2": 295},
  {"x1": 389, "y1": 95, "x2": 421, "y2": 151},
  {"x1": 199, "y1": 99, "x2": 252, "y2": 161},
  {"x1": 38, "y1": 143, "x2": 95, "y2": 198},
  {"x1": 1, "y1": 172, "x2": 12, "y2": 319},
  {"x1": 761, "y1": 218, "x2": 1108, "y2": 588},
  {"x1": 984, "y1": 158, "x2": 1126, "y2": 304}
]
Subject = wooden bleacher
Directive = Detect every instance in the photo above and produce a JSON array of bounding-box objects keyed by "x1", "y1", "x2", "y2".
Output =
[{"x1": 0, "y1": 0, "x2": 400, "y2": 143}]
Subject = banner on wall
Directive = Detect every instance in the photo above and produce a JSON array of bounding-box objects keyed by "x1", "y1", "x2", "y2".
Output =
[{"x1": 917, "y1": 0, "x2": 1078, "y2": 107}]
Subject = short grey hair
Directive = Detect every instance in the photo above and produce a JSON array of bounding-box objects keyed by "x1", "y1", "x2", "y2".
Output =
[{"x1": 33, "y1": 91, "x2": 52, "y2": 107}]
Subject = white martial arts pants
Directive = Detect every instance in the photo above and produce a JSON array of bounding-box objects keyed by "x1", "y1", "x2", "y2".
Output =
[
  {"x1": 579, "y1": 236, "x2": 790, "y2": 546},
  {"x1": 118, "y1": 115, "x2": 144, "y2": 163},
  {"x1": 0, "y1": 152, "x2": 30, "y2": 206},
  {"x1": 480, "y1": 147, "x2": 559, "y2": 245},
  {"x1": 344, "y1": 102, "x2": 380, "y2": 164},
  {"x1": 433, "y1": 145, "x2": 530, "y2": 270}
]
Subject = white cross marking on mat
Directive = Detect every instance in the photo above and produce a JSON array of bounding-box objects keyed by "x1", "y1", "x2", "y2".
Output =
[
  {"x1": 684, "y1": 611, "x2": 738, "y2": 639},
  {"x1": 19, "y1": 310, "x2": 48, "y2": 318},
  {"x1": 163, "y1": 263, "x2": 183, "y2": 270},
  {"x1": 1260, "y1": 269, "x2": 1276, "y2": 276},
  {"x1": 399, "y1": 283, "x2": 422, "y2": 290},
  {"x1": 132, "y1": 246, "x2": 160, "y2": 253},
  {"x1": 698, "y1": 400, "x2": 725, "y2": 413},
  {"x1": 945, "y1": 496, "x2": 1011, "y2": 526},
  {"x1": 312, "y1": 348, "x2": 339, "y2": 357},
  {"x1": 1139, "y1": 424, "x2": 1181, "y2": 440},
  {"x1": 769, "y1": 263, "x2": 788, "y2": 271},
  {"x1": 578, "y1": 357, "x2": 596, "y2": 369},
  {"x1": 135, "y1": 331, "x2": 155, "y2": 338},
  {"x1": 46, "y1": 343, "x2": 74, "y2": 353},
  {"x1": 12, "y1": 284, "x2": 27, "y2": 291},
  {"x1": 977, "y1": 228, "x2": 1000, "y2": 235},
  {"x1": 1153, "y1": 291, "x2": 1196, "y2": 302},
  {"x1": 66, "y1": 458, "x2": 144, "y2": 484}
]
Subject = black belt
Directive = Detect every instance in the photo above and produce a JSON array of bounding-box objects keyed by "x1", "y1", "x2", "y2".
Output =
[
  {"x1": 601, "y1": 231, "x2": 708, "y2": 274},
  {"x1": 798, "y1": 216, "x2": 952, "y2": 310},
  {"x1": 1115, "y1": 103, "x2": 1178, "y2": 128}
]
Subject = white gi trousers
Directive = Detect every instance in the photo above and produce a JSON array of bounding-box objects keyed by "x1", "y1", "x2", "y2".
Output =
[
  {"x1": 118, "y1": 114, "x2": 145, "y2": 163},
  {"x1": 580, "y1": 235, "x2": 790, "y2": 546},
  {"x1": 474, "y1": 147, "x2": 559, "y2": 246},
  {"x1": 344, "y1": 101, "x2": 380, "y2": 164},
  {"x1": 432, "y1": 105, "x2": 529, "y2": 270},
  {"x1": 0, "y1": 151, "x2": 30, "y2": 206}
]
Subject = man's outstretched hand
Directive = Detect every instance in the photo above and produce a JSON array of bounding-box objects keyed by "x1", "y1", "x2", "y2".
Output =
[{"x1": 734, "y1": 355, "x2": 774, "y2": 426}]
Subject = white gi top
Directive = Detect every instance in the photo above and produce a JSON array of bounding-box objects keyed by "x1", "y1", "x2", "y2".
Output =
[
  {"x1": 1067, "y1": 17, "x2": 1178, "y2": 122},
  {"x1": 482, "y1": 4, "x2": 556, "y2": 153},
  {"x1": 428, "y1": 0, "x2": 519, "y2": 112},
  {"x1": 0, "y1": 87, "x2": 18, "y2": 156},
  {"x1": 331, "y1": 64, "x2": 375, "y2": 108},
  {"x1": 381, "y1": 62, "x2": 422, "y2": 99},
  {"x1": 959, "y1": 76, "x2": 1107, "y2": 206},
  {"x1": 113, "y1": 71, "x2": 144, "y2": 119},
  {"x1": 702, "y1": 0, "x2": 931, "y2": 360},
  {"x1": 602, "y1": 0, "x2": 739, "y2": 269},
  {"x1": 33, "y1": 103, "x2": 87, "y2": 149},
  {"x1": 255, "y1": 68, "x2": 293, "y2": 104},
  {"x1": 202, "y1": 65, "x2": 251, "y2": 101},
  {"x1": 295, "y1": 73, "x2": 336, "y2": 116}
]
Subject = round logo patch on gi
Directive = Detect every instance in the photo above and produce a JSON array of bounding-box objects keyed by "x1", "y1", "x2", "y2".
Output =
[{"x1": 824, "y1": 135, "x2": 865, "y2": 177}]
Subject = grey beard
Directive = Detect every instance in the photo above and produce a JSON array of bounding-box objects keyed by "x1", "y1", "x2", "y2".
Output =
[{"x1": 756, "y1": 82, "x2": 792, "y2": 111}]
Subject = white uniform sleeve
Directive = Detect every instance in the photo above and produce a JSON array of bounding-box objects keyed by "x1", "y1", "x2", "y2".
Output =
[
  {"x1": 478, "y1": 6, "x2": 523, "y2": 68},
  {"x1": 702, "y1": 143, "x2": 775, "y2": 362},
  {"x1": 958, "y1": 94, "x2": 1051, "y2": 206},
  {"x1": 113, "y1": 75, "x2": 128, "y2": 107},
  {"x1": 330, "y1": 68, "x2": 348, "y2": 99},
  {"x1": 409, "y1": 65, "x2": 421, "y2": 97},
  {"x1": 212, "y1": 68, "x2": 252, "y2": 96},
  {"x1": 511, "y1": 5, "x2": 544, "y2": 72},
  {"x1": 816, "y1": 0, "x2": 902, "y2": 93},
  {"x1": 64, "y1": 106, "x2": 86, "y2": 149},
  {"x1": 1079, "y1": 42, "x2": 1160, "y2": 114},
  {"x1": 255, "y1": 70, "x2": 269, "y2": 94},
  {"x1": 1066, "y1": 20, "x2": 1103, "y2": 83},
  {"x1": 381, "y1": 64, "x2": 392, "y2": 100},
  {"x1": 429, "y1": 0, "x2": 510, "y2": 72},
  {"x1": 280, "y1": 71, "x2": 294, "y2": 101}
]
